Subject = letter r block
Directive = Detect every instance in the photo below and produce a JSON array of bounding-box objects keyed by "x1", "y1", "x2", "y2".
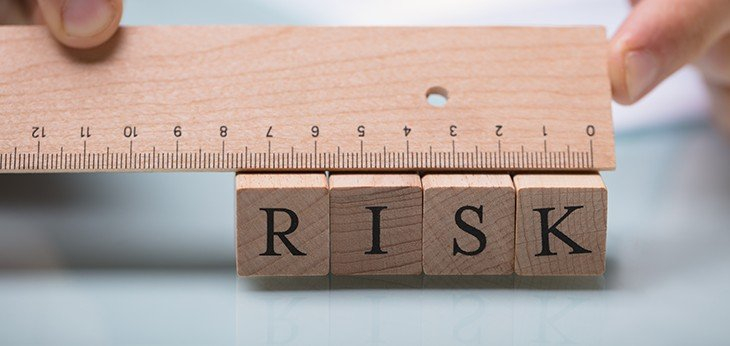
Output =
[
  {"x1": 422, "y1": 175, "x2": 515, "y2": 275},
  {"x1": 514, "y1": 174, "x2": 607, "y2": 276},
  {"x1": 236, "y1": 174, "x2": 329, "y2": 276},
  {"x1": 329, "y1": 174, "x2": 422, "y2": 275}
]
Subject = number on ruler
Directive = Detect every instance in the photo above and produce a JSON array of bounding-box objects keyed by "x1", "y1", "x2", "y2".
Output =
[
  {"x1": 123, "y1": 126, "x2": 137, "y2": 138},
  {"x1": 31, "y1": 126, "x2": 46, "y2": 138}
]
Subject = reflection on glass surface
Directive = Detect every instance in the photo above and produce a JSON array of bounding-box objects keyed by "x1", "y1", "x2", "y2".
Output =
[{"x1": 235, "y1": 275, "x2": 610, "y2": 345}]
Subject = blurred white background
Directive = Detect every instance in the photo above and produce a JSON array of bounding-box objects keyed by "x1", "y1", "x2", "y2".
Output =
[{"x1": 1, "y1": 1, "x2": 729, "y2": 345}]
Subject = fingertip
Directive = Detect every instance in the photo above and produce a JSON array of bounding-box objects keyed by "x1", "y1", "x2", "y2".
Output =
[
  {"x1": 609, "y1": 36, "x2": 634, "y2": 105},
  {"x1": 610, "y1": 0, "x2": 730, "y2": 106},
  {"x1": 609, "y1": 7, "x2": 665, "y2": 105},
  {"x1": 37, "y1": 0, "x2": 123, "y2": 49},
  {"x1": 61, "y1": 0, "x2": 122, "y2": 48}
]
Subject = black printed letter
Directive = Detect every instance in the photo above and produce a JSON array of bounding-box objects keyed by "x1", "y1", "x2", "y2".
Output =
[
  {"x1": 365, "y1": 206, "x2": 388, "y2": 254},
  {"x1": 533, "y1": 206, "x2": 592, "y2": 256},
  {"x1": 259, "y1": 208, "x2": 306, "y2": 256},
  {"x1": 453, "y1": 205, "x2": 487, "y2": 256}
]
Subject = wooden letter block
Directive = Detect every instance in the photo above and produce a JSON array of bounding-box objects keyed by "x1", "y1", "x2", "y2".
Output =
[
  {"x1": 329, "y1": 175, "x2": 422, "y2": 275},
  {"x1": 236, "y1": 174, "x2": 329, "y2": 276},
  {"x1": 422, "y1": 175, "x2": 515, "y2": 275},
  {"x1": 514, "y1": 174, "x2": 607, "y2": 276}
]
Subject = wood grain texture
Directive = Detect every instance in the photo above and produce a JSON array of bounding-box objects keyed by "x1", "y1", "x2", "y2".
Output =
[
  {"x1": 514, "y1": 174, "x2": 607, "y2": 276},
  {"x1": 0, "y1": 25, "x2": 613, "y2": 172},
  {"x1": 329, "y1": 174, "x2": 422, "y2": 275},
  {"x1": 236, "y1": 173, "x2": 329, "y2": 276},
  {"x1": 422, "y1": 174, "x2": 515, "y2": 275}
]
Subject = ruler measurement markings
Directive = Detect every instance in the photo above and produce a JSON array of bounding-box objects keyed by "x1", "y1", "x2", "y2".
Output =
[
  {"x1": 1, "y1": 135, "x2": 601, "y2": 171},
  {"x1": 590, "y1": 139, "x2": 594, "y2": 168}
]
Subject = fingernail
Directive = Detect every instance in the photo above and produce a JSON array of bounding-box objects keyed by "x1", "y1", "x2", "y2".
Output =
[
  {"x1": 624, "y1": 50, "x2": 659, "y2": 102},
  {"x1": 61, "y1": 0, "x2": 114, "y2": 38}
]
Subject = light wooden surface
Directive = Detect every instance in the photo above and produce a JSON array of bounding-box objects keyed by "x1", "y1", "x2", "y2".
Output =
[
  {"x1": 236, "y1": 174, "x2": 329, "y2": 276},
  {"x1": 0, "y1": 25, "x2": 613, "y2": 172},
  {"x1": 513, "y1": 174, "x2": 607, "y2": 276},
  {"x1": 329, "y1": 174, "x2": 422, "y2": 275},
  {"x1": 422, "y1": 174, "x2": 515, "y2": 275}
]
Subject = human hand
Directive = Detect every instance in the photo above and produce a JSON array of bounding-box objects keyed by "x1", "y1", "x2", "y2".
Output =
[
  {"x1": 610, "y1": 0, "x2": 730, "y2": 133},
  {"x1": 0, "y1": 0, "x2": 123, "y2": 49}
]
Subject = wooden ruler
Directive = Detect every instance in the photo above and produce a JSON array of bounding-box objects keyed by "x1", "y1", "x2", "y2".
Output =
[{"x1": 0, "y1": 26, "x2": 614, "y2": 173}]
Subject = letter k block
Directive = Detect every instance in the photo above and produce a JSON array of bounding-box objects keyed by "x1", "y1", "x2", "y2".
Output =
[
  {"x1": 329, "y1": 175, "x2": 423, "y2": 275},
  {"x1": 514, "y1": 174, "x2": 608, "y2": 276},
  {"x1": 236, "y1": 174, "x2": 329, "y2": 276}
]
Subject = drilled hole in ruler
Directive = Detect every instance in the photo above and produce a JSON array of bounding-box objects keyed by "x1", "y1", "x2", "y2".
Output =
[{"x1": 426, "y1": 86, "x2": 448, "y2": 107}]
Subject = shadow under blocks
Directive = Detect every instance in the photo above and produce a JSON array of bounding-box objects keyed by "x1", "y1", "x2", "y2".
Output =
[{"x1": 235, "y1": 173, "x2": 607, "y2": 277}]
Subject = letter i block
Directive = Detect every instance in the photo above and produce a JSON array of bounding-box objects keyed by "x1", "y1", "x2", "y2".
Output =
[
  {"x1": 329, "y1": 175, "x2": 422, "y2": 275},
  {"x1": 236, "y1": 174, "x2": 329, "y2": 276},
  {"x1": 422, "y1": 175, "x2": 515, "y2": 275},
  {"x1": 514, "y1": 174, "x2": 607, "y2": 276}
]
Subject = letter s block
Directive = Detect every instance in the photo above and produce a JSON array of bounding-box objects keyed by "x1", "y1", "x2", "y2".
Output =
[
  {"x1": 329, "y1": 174, "x2": 422, "y2": 275},
  {"x1": 514, "y1": 174, "x2": 607, "y2": 276},
  {"x1": 236, "y1": 174, "x2": 329, "y2": 276},
  {"x1": 422, "y1": 175, "x2": 515, "y2": 275}
]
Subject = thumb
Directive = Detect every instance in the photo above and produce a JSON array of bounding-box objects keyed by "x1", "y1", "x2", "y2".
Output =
[
  {"x1": 36, "y1": 0, "x2": 123, "y2": 49},
  {"x1": 609, "y1": 0, "x2": 730, "y2": 104}
]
